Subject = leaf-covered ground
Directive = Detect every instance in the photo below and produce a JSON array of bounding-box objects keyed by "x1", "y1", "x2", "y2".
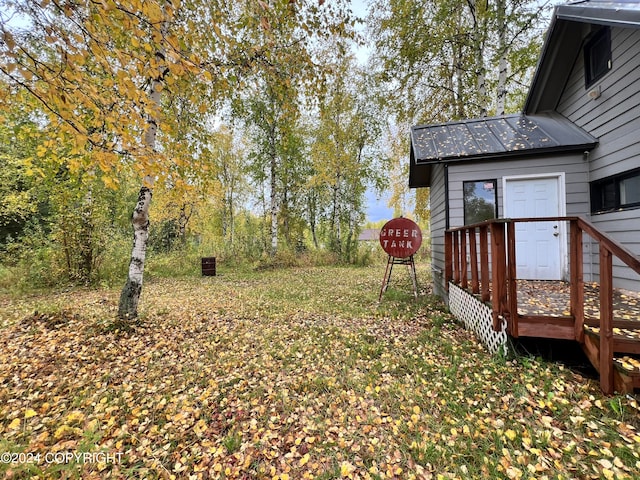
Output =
[{"x1": 1, "y1": 265, "x2": 639, "y2": 479}]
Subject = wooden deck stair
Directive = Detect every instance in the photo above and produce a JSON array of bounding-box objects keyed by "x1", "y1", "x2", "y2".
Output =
[
  {"x1": 514, "y1": 309, "x2": 640, "y2": 393},
  {"x1": 445, "y1": 217, "x2": 640, "y2": 395}
]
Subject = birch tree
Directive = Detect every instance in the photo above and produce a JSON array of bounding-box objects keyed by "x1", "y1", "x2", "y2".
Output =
[
  {"x1": 369, "y1": 0, "x2": 551, "y2": 123},
  {"x1": 235, "y1": 0, "x2": 355, "y2": 256},
  {"x1": 309, "y1": 52, "x2": 384, "y2": 261},
  {"x1": 211, "y1": 126, "x2": 248, "y2": 247}
]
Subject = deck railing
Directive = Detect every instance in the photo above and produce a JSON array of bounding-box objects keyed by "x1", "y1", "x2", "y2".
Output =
[{"x1": 445, "y1": 217, "x2": 640, "y2": 394}]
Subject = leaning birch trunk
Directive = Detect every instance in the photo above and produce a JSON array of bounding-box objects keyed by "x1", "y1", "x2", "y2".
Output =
[
  {"x1": 118, "y1": 180, "x2": 153, "y2": 320},
  {"x1": 117, "y1": 19, "x2": 167, "y2": 321}
]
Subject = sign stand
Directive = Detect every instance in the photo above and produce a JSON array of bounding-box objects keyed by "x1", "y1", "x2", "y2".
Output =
[
  {"x1": 377, "y1": 217, "x2": 422, "y2": 301},
  {"x1": 379, "y1": 254, "x2": 418, "y2": 301}
]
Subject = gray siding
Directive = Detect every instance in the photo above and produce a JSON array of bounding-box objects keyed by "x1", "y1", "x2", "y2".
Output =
[
  {"x1": 429, "y1": 164, "x2": 447, "y2": 299},
  {"x1": 447, "y1": 154, "x2": 594, "y2": 282},
  {"x1": 557, "y1": 26, "x2": 640, "y2": 291},
  {"x1": 583, "y1": 209, "x2": 640, "y2": 289},
  {"x1": 428, "y1": 154, "x2": 593, "y2": 300},
  {"x1": 447, "y1": 153, "x2": 589, "y2": 227}
]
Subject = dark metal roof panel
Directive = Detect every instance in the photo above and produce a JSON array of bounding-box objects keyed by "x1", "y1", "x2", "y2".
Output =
[
  {"x1": 411, "y1": 128, "x2": 437, "y2": 161},
  {"x1": 448, "y1": 124, "x2": 483, "y2": 156},
  {"x1": 410, "y1": 113, "x2": 597, "y2": 164},
  {"x1": 468, "y1": 122, "x2": 502, "y2": 154}
]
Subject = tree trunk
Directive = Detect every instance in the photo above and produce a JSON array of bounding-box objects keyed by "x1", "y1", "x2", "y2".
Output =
[
  {"x1": 307, "y1": 191, "x2": 319, "y2": 249},
  {"x1": 118, "y1": 183, "x2": 152, "y2": 320},
  {"x1": 117, "y1": 10, "x2": 167, "y2": 321},
  {"x1": 330, "y1": 173, "x2": 342, "y2": 254},
  {"x1": 495, "y1": 0, "x2": 508, "y2": 115},
  {"x1": 470, "y1": 0, "x2": 488, "y2": 117},
  {"x1": 228, "y1": 182, "x2": 235, "y2": 246},
  {"x1": 270, "y1": 152, "x2": 278, "y2": 256}
]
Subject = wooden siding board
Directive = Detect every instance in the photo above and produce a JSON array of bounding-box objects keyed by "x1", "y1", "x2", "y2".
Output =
[
  {"x1": 580, "y1": 79, "x2": 640, "y2": 140},
  {"x1": 590, "y1": 137, "x2": 640, "y2": 178},
  {"x1": 586, "y1": 89, "x2": 640, "y2": 144}
]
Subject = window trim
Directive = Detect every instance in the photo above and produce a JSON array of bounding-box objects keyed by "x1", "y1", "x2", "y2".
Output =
[
  {"x1": 590, "y1": 168, "x2": 640, "y2": 214},
  {"x1": 584, "y1": 27, "x2": 612, "y2": 88}
]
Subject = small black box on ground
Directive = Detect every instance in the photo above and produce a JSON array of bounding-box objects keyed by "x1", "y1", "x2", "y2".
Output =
[{"x1": 201, "y1": 257, "x2": 216, "y2": 276}]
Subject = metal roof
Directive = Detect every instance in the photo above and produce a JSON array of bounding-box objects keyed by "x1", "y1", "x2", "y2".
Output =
[
  {"x1": 555, "y1": 0, "x2": 640, "y2": 28},
  {"x1": 410, "y1": 112, "x2": 597, "y2": 164}
]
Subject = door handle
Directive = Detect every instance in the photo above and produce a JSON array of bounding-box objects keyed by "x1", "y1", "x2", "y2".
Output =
[{"x1": 553, "y1": 232, "x2": 559, "y2": 237}]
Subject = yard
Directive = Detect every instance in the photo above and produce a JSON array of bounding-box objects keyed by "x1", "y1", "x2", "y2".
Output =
[{"x1": 1, "y1": 264, "x2": 639, "y2": 479}]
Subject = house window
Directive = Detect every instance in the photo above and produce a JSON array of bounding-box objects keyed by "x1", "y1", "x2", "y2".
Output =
[
  {"x1": 584, "y1": 27, "x2": 611, "y2": 88},
  {"x1": 463, "y1": 180, "x2": 498, "y2": 225},
  {"x1": 591, "y1": 168, "x2": 640, "y2": 214}
]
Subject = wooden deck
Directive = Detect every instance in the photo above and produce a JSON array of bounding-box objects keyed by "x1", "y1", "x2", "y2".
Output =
[
  {"x1": 517, "y1": 280, "x2": 640, "y2": 378},
  {"x1": 445, "y1": 217, "x2": 640, "y2": 394}
]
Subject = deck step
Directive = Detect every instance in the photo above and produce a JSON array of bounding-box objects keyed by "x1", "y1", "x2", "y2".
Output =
[
  {"x1": 614, "y1": 356, "x2": 640, "y2": 374},
  {"x1": 613, "y1": 357, "x2": 640, "y2": 391},
  {"x1": 581, "y1": 333, "x2": 640, "y2": 393},
  {"x1": 584, "y1": 325, "x2": 640, "y2": 354}
]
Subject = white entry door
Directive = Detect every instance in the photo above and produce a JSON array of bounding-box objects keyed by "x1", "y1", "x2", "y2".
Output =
[{"x1": 503, "y1": 175, "x2": 564, "y2": 280}]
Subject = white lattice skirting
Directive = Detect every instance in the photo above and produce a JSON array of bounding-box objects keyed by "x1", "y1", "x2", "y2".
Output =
[{"x1": 448, "y1": 282, "x2": 508, "y2": 355}]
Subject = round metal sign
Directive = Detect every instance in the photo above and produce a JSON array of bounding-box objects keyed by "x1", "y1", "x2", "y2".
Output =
[{"x1": 379, "y1": 217, "x2": 422, "y2": 258}]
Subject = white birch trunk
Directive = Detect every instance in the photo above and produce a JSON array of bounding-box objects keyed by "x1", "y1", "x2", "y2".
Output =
[
  {"x1": 117, "y1": 18, "x2": 166, "y2": 321},
  {"x1": 496, "y1": 0, "x2": 508, "y2": 116},
  {"x1": 472, "y1": 0, "x2": 488, "y2": 117},
  {"x1": 477, "y1": 77, "x2": 487, "y2": 115},
  {"x1": 118, "y1": 181, "x2": 153, "y2": 320},
  {"x1": 270, "y1": 154, "x2": 278, "y2": 256}
]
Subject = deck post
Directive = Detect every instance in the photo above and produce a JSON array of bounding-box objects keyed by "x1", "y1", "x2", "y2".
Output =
[
  {"x1": 453, "y1": 232, "x2": 460, "y2": 284},
  {"x1": 570, "y1": 221, "x2": 585, "y2": 343},
  {"x1": 479, "y1": 225, "x2": 490, "y2": 302},
  {"x1": 444, "y1": 230, "x2": 452, "y2": 291},
  {"x1": 460, "y1": 230, "x2": 468, "y2": 289},
  {"x1": 490, "y1": 222, "x2": 507, "y2": 332},
  {"x1": 599, "y1": 246, "x2": 614, "y2": 395},
  {"x1": 469, "y1": 227, "x2": 479, "y2": 294},
  {"x1": 506, "y1": 221, "x2": 518, "y2": 337}
]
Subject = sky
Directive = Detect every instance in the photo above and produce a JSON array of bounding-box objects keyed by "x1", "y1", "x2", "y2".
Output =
[
  {"x1": 365, "y1": 189, "x2": 395, "y2": 223},
  {"x1": 350, "y1": 0, "x2": 397, "y2": 224}
]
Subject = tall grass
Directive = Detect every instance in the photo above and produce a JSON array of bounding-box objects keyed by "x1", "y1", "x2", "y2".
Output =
[{"x1": 0, "y1": 232, "x2": 394, "y2": 295}]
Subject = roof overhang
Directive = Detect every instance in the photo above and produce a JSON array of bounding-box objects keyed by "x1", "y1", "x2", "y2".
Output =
[
  {"x1": 409, "y1": 112, "x2": 597, "y2": 188},
  {"x1": 556, "y1": 1, "x2": 640, "y2": 28},
  {"x1": 409, "y1": 147, "x2": 433, "y2": 188}
]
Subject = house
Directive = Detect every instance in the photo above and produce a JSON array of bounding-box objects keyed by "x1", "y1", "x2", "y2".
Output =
[
  {"x1": 410, "y1": 0, "x2": 640, "y2": 302},
  {"x1": 357, "y1": 229, "x2": 380, "y2": 242},
  {"x1": 409, "y1": 0, "x2": 640, "y2": 393}
]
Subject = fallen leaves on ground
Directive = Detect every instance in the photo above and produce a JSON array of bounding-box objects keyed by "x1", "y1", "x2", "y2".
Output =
[{"x1": 0, "y1": 265, "x2": 639, "y2": 479}]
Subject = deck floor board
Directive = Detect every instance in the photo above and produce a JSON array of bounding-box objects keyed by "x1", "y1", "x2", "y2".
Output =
[{"x1": 513, "y1": 280, "x2": 640, "y2": 321}]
